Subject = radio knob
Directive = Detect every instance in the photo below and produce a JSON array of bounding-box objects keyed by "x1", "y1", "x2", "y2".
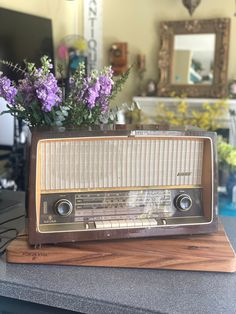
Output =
[
  {"x1": 174, "y1": 194, "x2": 192, "y2": 211},
  {"x1": 54, "y1": 199, "x2": 73, "y2": 217}
]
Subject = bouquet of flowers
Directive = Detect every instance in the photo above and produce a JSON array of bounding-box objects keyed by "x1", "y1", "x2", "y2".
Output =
[{"x1": 0, "y1": 56, "x2": 130, "y2": 127}]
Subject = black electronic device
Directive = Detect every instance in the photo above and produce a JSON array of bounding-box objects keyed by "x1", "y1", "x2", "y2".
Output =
[
  {"x1": 0, "y1": 191, "x2": 25, "y2": 253},
  {"x1": 0, "y1": 8, "x2": 54, "y2": 82}
]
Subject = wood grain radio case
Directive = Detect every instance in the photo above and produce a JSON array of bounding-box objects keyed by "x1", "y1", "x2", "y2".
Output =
[{"x1": 28, "y1": 125, "x2": 218, "y2": 245}]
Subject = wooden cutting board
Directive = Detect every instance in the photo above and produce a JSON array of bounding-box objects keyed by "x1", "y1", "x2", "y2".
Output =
[{"x1": 6, "y1": 224, "x2": 236, "y2": 272}]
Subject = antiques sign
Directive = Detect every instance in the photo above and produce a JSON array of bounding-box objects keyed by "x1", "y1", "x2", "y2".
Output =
[{"x1": 84, "y1": 0, "x2": 103, "y2": 72}]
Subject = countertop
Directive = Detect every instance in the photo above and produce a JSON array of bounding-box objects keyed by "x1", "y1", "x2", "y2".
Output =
[{"x1": 0, "y1": 216, "x2": 235, "y2": 314}]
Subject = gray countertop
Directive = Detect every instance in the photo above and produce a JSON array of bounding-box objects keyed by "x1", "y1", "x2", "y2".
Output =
[{"x1": 0, "y1": 216, "x2": 235, "y2": 314}]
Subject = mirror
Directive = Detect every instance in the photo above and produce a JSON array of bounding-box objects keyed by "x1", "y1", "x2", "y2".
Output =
[
  {"x1": 158, "y1": 18, "x2": 230, "y2": 98},
  {"x1": 172, "y1": 34, "x2": 215, "y2": 85}
]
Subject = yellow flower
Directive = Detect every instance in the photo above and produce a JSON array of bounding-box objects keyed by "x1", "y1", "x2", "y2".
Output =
[
  {"x1": 202, "y1": 103, "x2": 211, "y2": 111},
  {"x1": 155, "y1": 96, "x2": 228, "y2": 131},
  {"x1": 169, "y1": 118, "x2": 180, "y2": 125},
  {"x1": 177, "y1": 101, "x2": 188, "y2": 114},
  {"x1": 226, "y1": 151, "x2": 236, "y2": 167},
  {"x1": 191, "y1": 110, "x2": 200, "y2": 118}
]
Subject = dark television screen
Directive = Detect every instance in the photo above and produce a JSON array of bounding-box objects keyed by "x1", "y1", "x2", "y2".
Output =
[{"x1": 0, "y1": 8, "x2": 54, "y2": 81}]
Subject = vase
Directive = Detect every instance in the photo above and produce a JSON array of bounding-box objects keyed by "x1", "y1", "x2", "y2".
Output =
[
  {"x1": 218, "y1": 164, "x2": 229, "y2": 187},
  {"x1": 219, "y1": 171, "x2": 236, "y2": 216}
]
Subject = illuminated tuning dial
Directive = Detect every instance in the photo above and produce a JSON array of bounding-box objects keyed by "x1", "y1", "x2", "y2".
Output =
[
  {"x1": 54, "y1": 199, "x2": 73, "y2": 217},
  {"x1": 174, "y1": 194, "x2": 192, "y2": 212}
]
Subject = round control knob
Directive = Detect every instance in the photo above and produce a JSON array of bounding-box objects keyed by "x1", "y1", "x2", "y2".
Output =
[
  {"x1": 54, "y1": 199, "x2": 73, "y2": 217},
  {"x1": 174, "y1": 194, "x2": 192, "y2": 212}
]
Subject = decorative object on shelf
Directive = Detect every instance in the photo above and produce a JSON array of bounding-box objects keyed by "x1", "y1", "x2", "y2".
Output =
[
  {"x1": 57, "y1": 34, "x2": 88, "y2": 77},
  {"x1": 0, "y1": 56, "x2": 130, "y2": 127},
  {"x1": 157, "y1": 18, "x2": 230, "y2": 98},
  {"x1": 109, "y1": 42, "x2": 128, "y2": 75},
  {"x1": 137, "y1": 54, "x2": 146, "y2": 71},
  {"x1": 182, "y1": 0, "x2": 201, "y2": 16},
  {"x1": 229, "y1": 109, "x2": 236, "y2": 146},
  {"x1": 136, "y1": 54, "x2": 146, "y2": 96},
  {"x1": 228, "y1": 80, "x2": 236, "y2": 99},
  {"x1": 146, "y1": 79, "x2": 157, "y2": 97},
  {"x1": 124, "y1": 102, "x2": 142, "y2": 124}
]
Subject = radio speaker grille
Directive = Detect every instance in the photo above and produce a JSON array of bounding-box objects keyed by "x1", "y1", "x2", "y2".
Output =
[{"x1": 39, "y1": 138, "x2": 204, "y2": 191}]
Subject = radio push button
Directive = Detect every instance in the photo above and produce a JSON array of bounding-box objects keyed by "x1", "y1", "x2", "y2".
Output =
[
  {"x1": 174, "y1": 194, "x2": 192, "y2": 211},
  {"x1": 102, "y1": 221, "x2": 112, "y2": 228},
  {"x1": 119, "y1": 220, "x2": 128, "y2": 227},
  {"x1": 141, "y1": 219, "x2": 157, "y2": 226},
  {"x1": 95, "y1": 221, "x2": 104, "y2": 229},
  {"x1": 111, "y1": 220, "x2": 120, "y2": 228},
  {"x1": 147, "y1": 218, "x2": 158, "y2": 226},
  {"x1": 134, "y1": 220, "x2": 143, "y2": 227},
  {"x1": 54, "y1": 199, "x2": 73, "y2": 217},
  {"x1": 141, "y1": 219, "x2": 151, "y2": 226}
]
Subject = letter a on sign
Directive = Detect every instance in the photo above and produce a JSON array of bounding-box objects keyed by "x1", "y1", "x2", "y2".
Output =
[{"x1": 84, "y1": 0, "x2": 103, "y2": 73}]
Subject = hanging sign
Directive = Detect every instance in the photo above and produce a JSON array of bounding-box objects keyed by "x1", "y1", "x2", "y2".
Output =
[{"x1": 84, "y1": 0, "x2": 103, "y2": 72}]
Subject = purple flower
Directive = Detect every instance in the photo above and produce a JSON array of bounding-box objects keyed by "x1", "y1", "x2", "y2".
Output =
[
  {"x1": 85, "y1": 80, "x2": 100, "y2": 109},
  {"x1": 18, "y1": 75, "x2": 35, "y2": 103},
  {"x1": 76, "y1": 72, "x2": 114, "y2": 111},
  {"x1": 34, "y1": 73, "x2": 62, "y2": 112},
  {"x1": 76, "y1": 77, "x2": 100, "y2": 109},
  {"x1": 100, "y1": 98, "x2": 109, "y2": 112},
  {"x1": 66, "y1": 66, "x2": 115, "y2": 118},
  {"x1": 0, "y1": 75, "x2": 17, "y2": 105},
  {"x1": 98, "y1": 75, "x2": 113, "y2": 96},
  {"x1": 18, "y1": 71, "x2": 62, "y2": 112}
]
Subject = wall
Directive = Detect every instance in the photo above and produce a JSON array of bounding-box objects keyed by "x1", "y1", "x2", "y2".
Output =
[
  {"x1": 0, "y1": 0, "x2": 235, "y2": 106},
  {"x1": 102, "y1": 0, "x2": 236, "y2": 105}
]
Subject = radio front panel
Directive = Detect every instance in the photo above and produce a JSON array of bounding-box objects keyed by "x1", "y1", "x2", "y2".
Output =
[{"x1": 38, "y1": 188, "x2": 204, "y2": 233}]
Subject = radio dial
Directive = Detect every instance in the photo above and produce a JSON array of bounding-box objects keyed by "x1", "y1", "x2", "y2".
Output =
[
  {"x1": 54, "y1": 199, "x2": 73, "y2": 217},
  {"x1": 175, "y1": 194, "x2": 192, "y2": 211}
]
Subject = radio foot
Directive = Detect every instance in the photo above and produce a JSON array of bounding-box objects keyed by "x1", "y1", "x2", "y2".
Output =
[{"x1": 34, "y1": 244, "x2": 42, "y2": 249}]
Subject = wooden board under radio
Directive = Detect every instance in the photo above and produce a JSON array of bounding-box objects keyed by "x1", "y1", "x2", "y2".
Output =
[{"x1": 6, "y1": 223, "x2": 236, "y2": 272}]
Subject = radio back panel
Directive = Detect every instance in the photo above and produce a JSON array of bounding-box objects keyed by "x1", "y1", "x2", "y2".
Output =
[{"x1": 28, "y1": 126, "x2": 218, "y2": 244}]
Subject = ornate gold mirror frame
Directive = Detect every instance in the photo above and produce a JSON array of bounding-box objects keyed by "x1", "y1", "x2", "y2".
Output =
[{"x1": 157, "y1": 18, "x2": 230, "y2": 98}]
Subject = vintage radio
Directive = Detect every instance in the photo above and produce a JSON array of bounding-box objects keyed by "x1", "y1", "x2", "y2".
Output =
[{"x1": 28, "y1": 125, "x2": 218, "y2": 245}]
